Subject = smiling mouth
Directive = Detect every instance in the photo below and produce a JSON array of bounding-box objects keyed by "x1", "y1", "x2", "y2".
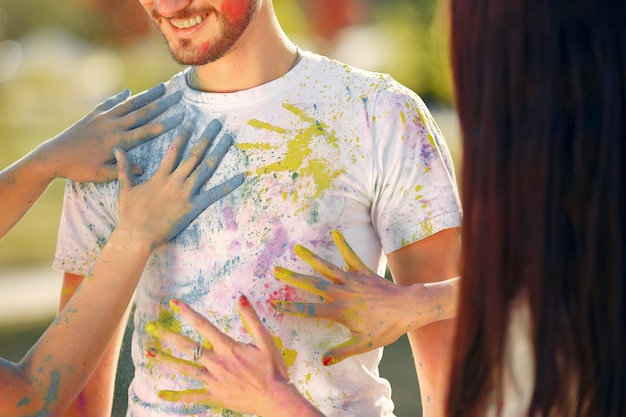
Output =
[{"x1": 170, "y1": 15, "x2": 207, "y2": 29}]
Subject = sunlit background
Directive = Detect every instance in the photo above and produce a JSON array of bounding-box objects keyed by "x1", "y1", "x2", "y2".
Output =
[{"x1": 0, "y1": 1, "x2": 459, "y2": 415}]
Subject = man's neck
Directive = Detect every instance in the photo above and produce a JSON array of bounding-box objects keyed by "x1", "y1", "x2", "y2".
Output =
[
  {"x1": 188, "y1": 7, "x2": 297, "y2": 93},
  {"x1": 188, "y1": 43, "x2": 298, "y2": 93}
]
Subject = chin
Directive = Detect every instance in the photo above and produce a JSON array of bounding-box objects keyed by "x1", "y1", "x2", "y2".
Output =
[{"x1": 166, "y1": 40, "x2": 230, "y2": 66}]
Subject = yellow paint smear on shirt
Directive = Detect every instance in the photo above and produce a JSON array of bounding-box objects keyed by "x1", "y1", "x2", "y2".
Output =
[
  {"x1": 272, "y1": 335, "x2": 298, "y2": 367},
  {"x1": 242, "y1": 103, "x2": 345, "y2": 202},
  {"x1": 415, "y1": 184, "x2": 424, "y2": 201}
]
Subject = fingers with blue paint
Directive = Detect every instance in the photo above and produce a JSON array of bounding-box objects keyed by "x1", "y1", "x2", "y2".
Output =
[
  {"x1": 28, "y1": 85, "x2": 186, "y2": 184},
  {"x1": 125, "y1": 90, "x2": 184, "y2": 132},
  {"x1": 176, "y1": 172, "x2": 245, "y2": 240},
  {"x1": 162, "y1": 120, "x2": 244, "y2": 241},
  {"x1": 97, "y1": 88, "x2": 132, "y2": 112},
  {"x1": 190, "y1": 134, "x2": 234, "y2": 195},
  {"x1": 113, "y1": 119, "x2": 243, "y2": 246},
  {"x1": 121, "y1": 82, "x2": 167, "y2": 114},
  {"x1": 174, "y1": 118, "x2": 222, "y2": 180}
]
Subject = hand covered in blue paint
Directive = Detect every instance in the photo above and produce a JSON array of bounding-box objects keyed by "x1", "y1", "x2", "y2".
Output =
[
  {"x1": 271, "y1": 230, "x2": 458, "y2": 366},
  {"x1": 114, "y1": 119, "x2": 244, "y2": 246},
  {"x1": 34, "y1": 83, "x2": 184, "y2": 183},
  {"x1": 144, "y1": 297, "x2": 322, "y2": 417}
]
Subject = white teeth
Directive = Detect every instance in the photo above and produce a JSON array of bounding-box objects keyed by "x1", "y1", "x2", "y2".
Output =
[{"x1": 171, "y1": 15, "x2": 203, "y2": 29}]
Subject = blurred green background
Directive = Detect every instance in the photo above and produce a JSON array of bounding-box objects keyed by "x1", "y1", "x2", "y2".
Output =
[{"x1": 0, "y1": 1, "x2": 460, "y2": 415}]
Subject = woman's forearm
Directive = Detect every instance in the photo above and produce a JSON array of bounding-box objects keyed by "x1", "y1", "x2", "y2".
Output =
[
  {"x1": 0, "y1": 148, "x2": 56, "y2": 239},
  {"x1": 1, "y1": 229, "x2": 153, "y2": 416}
]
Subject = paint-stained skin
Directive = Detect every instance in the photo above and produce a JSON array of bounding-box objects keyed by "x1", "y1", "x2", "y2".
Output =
[
  {"x1": 220, "y1": 0, "x2": 250, "y2": 20},
  {"x1": 53, "y1": 52, "x2": 462, "y2": 416}
]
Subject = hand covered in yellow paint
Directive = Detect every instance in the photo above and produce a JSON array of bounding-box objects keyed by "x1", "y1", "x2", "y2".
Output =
[
  {"x1": 144, "y1": 297, "x2": 323, "y2": 417},
  {"x1": 271, "y1": 230, "x2": 459, "y2": 366}
]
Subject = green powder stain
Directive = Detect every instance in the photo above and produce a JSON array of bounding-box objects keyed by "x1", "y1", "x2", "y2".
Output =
[
  {"x1": 147, "y1": 306, "x2": 186, "y2": 356},
  {"x1": 157, "y1": 307, "x2": 184, "y2": 334},
  {"x1": 96, "y1": 235, "x2": 107, "y2": 250}
]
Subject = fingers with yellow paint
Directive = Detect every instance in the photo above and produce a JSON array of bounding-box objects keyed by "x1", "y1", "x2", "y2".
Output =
[
  {"x1": 274, "y1": 266, "x2": 333, "y2": 297},
  {"x1": 145, "y1": 297, "x2": 323, "y2": 416},
  {"x1": 145, "y1": 347, "x2": 207, "y2": 379},
  {"x1": 158, "y1": 388, "x2": 209, "y2": 403},
  {"x1": 322, "y1": 336, "x2": 379, "y2": 367},
  {"x1": 292, "y1": 244, "x2": 346, "y2": 283},
  {"x1": 330, "y1": 229, "x2": 370, "y2": 274},
  {"x1": 273, "y1": 229, "x2": 450, "y2": 366}
]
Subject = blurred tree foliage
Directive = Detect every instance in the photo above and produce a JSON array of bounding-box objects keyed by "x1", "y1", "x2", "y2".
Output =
[{"x1": 372, "y1": 0, "x2": 452, "y2": 104}]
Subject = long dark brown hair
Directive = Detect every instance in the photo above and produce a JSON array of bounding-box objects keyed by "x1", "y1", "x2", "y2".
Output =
[{"x1": 447, "y1": 0, "x2": 625, "y2": 416}]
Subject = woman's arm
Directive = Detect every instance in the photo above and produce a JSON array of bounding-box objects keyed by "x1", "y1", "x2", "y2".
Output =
[{"x1": 0, "y1": 111, "x2": 243, "y2": 416}]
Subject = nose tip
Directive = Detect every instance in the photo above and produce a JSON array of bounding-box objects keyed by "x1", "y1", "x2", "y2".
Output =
[{"x1": 155, "y1": 0, "x2": 190, "y2": 17}]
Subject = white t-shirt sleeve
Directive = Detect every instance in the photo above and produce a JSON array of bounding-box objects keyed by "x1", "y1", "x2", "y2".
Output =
[
  {"x1": 370, "y1": 78, "x2": 462, "y2": 254},
  {"x1": 52, "y1": 180, "x2": 119, "y2": 276}
]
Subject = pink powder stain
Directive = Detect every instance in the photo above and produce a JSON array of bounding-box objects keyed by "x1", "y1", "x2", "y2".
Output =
[
  {"x1": 222, "y1": 206, "x2": 238, "y2": 231},
  {"x1": 199, "y1": 41, "x2": 211, "y2": 55},
  {"x1": 220, "y1": 0, "x2": 250, "y2": 20},
  {"x1": 267, "y1": 284, "x2": 299, "y2": 306},
  {"x1": 265, "y1": 239, "x2": 300, "y2": 307},
  {"x1": 256, "y1": 223, "x2": 290, "y2": 269},
  {"x1": 228, "y1": 239, "x2": 242, "y2": 252}
]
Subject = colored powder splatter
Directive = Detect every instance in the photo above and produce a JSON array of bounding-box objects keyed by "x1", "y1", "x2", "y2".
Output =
[
  {"x1": 16, "y1": 397, "x2": 31, "y2": 408},
  {"x1": 241, "y1": 103, "x2": 345, "y2": 207},
  {"x1": 199, "y1": 41, "x2": 211, "y2": 55},
  {"x1": 222, "y1": 206, "x2": 238, "y2": 231},
  {"x1": 221, "y1": 0, "x2": 249, "y2": 20},
  {"x1": 273, "y1": 335, "x2": 298, "y2": 367},
  {"x1": 34, "y1": 369, "x2": 59, "y2": 417},
  {"x1": 157, "y1": 307, "x2": 184, "y2": 334},
  {"x1": 149, "y1": 306, "x2": 186, "y2": 355}
]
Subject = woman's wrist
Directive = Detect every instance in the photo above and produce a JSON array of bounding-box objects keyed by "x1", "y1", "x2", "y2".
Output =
[
  {"x1": 105, "y1": 226, "x2": 157, "y2": 259},
  {"x1": 29, "y1": 140, "x2": 63, "y2": 183},
  {"x1": 405, "y1": 277, "x2": 460, "y2": 330}
]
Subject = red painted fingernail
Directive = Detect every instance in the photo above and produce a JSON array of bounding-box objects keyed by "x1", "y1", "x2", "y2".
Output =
[
  {"x1": 170, "y1": 299, "x2": 181, "y2": 307},
  {"x1": 323, "y1": 354, "x2": 336, "y2": 366},
  {"x1": 146, "y1": 348, "x2": 157, "y2": 358},
  {"x1": 239, "y1": 294, "x2": 250, "y2": 307}
]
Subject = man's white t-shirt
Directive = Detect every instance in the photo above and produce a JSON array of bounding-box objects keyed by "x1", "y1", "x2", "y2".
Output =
[{"x1": 54, "y1": 51, "x2": 462, "y2": 416}]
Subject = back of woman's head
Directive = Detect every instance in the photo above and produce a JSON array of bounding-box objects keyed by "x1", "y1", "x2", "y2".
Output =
[{"x1": 447, "y1": 0, "x2": 626, "y2": 416}]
